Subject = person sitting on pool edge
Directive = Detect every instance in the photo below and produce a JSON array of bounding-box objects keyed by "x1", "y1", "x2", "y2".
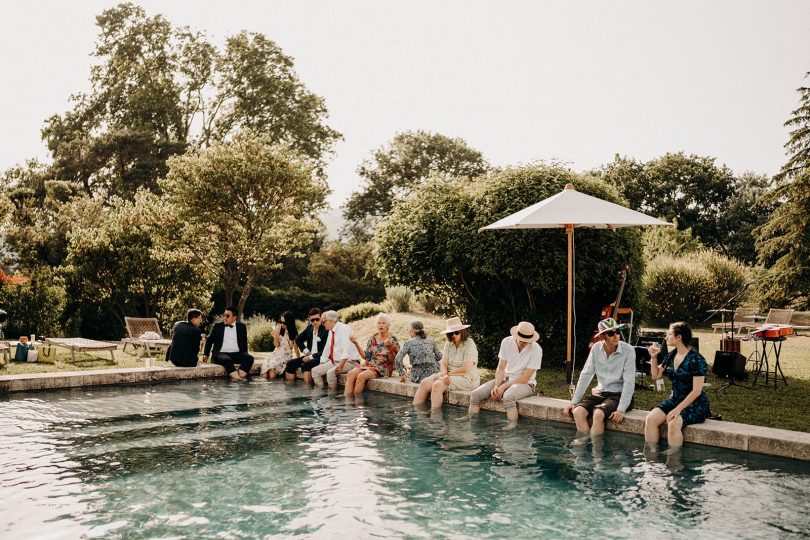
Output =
[
  {"x1": 203, "y1": 306, "x2": 254, "y2": 381},
  {"x1": 644, "y1": 321, "x2": 710, "y2": 453},
  {"x1": 165, "y1": 309, "x2": 205, "y2": 367},
  {"x1": 468, "y1": 321, "x2": 542, "y2": 424},
  {"x1": 563, "y1": 317, "x2": 635, "y2": 440}
]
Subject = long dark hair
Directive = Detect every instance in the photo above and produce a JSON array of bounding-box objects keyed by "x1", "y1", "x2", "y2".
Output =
[
  {"x1": 280, "y1": 311, "x2": 299, "y2": 341},
  {"x1": 445, "y1": 328, "x2": 470, "y2": 342}
]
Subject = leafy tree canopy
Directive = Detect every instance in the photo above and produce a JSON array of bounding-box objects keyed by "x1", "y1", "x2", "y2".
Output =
[
  {"x1": 160, "y1": 132, "x2": 329, "y2": 315},
  {"x1": 343, "y1": 130, "x2": 489, "y2": 240},
  {"x1": 374, "y1": 164, "x2": 644, "y2": 367}
]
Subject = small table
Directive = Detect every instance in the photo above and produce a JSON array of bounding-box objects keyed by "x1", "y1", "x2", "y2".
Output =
[{"x1": 750, "y1": 336, "x2": 787, "y2": 389}]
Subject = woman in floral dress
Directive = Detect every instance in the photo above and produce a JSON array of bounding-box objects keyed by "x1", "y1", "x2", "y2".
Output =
[
  {"x1": 395, "y1": 320, "x2": 441, "y2": 383},
  {"x1": 260, "y1": 311, "x2": 300, "y2": 379},
  {"x1": 644, "y1": 321, "x2": 711, "y2": 450},
  {"x1": 343, "y1": 313, "x2": 400, "y2": 395}
]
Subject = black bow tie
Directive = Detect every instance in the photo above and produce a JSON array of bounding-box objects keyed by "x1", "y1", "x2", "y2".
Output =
[{"x1": 224, "y1": 324, "x2": 234, "y2": 328}]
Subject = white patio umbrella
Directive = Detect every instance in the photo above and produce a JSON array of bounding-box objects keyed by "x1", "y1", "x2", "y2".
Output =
[{"x1": 479, "y1": 183, "x2": 671, "y2": 386}]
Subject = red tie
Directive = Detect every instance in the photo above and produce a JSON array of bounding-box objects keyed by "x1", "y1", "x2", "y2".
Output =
[{"x1": 329, "y1": 331, "x2": 335, "y2": 364}]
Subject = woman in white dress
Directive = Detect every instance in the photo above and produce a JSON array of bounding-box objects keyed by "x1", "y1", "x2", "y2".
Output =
[{"x1": 260, "y1": 311, "x2": 300, "y2": 379}]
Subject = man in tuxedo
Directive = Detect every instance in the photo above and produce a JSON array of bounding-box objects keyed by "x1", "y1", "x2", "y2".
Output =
[
  {"x1": 286, "y1": 307, "x2": 328, "y2": 383},
  {"x1": 166, "y1": 309, "x2": 204, "y2": 367},
  {"x1": 203, "y1": 306, "x2": 254, "y2": 380}
]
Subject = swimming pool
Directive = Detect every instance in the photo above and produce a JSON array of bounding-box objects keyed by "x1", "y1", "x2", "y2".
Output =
[{"x1": 1, "y1": 380, "x2": 809, "y2": 539}]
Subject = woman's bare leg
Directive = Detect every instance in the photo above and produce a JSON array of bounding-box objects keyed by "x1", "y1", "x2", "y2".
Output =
[
  {"x1": 430, "y1": 379, "x2": 447, "y2": 409},
  {"x1": 644, "y1": 408, "x2": 666, "y2": 445},
  {"x1": 353, "y1": 369, "x2": 377, "y2": 394},
  {"x1": 343, "y1": 367, "x2": 361, "y2": 396},
  {"x1": 413, "y1": 376, "x2": 434, "y2": 405}
]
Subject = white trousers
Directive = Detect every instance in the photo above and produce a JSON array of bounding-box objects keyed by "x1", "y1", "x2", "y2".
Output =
[{"x1": 311, "y1": 360, "x2": 358, "y2": 385}]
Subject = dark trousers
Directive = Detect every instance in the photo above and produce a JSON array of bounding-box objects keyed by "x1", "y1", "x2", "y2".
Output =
[{"x1": 213, "y1": 351, "x2": 254, "y2": 375}]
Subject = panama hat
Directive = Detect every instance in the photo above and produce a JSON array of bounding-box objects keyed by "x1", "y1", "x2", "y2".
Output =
[
  {"x1": 595, "y1": 317, "x2": 627, "y2": 337},
  {"x1": 442, "y1": 317, "x2": 471, "y2": 334},
  {"x1": 510, "y1": 321, "x2": 539, "y2": 343}
]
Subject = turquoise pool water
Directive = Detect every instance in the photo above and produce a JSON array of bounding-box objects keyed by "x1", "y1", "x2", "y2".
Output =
[{"x1": 1, "y1": 380, "x2": 809, "y2": 539}]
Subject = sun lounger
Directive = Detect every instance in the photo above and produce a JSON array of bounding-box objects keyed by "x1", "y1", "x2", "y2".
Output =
[
  {"x1": 122, "y1": 317, "x2": 173, "y2": 359},
  {"x1": 43, "y1": 337, "x2": 117, "y2": 362}
]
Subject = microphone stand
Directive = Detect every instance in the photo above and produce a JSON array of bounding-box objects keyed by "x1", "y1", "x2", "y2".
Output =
[{"x1": 704, "y1": 282, "x2": 752, "y2": 391}]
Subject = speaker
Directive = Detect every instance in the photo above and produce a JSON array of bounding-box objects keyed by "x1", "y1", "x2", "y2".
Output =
[
  {"x1": 712, "y1": 351, "x2": 746, "y2": 379},
  {"x1": 634, "y1": 346, "x2": 651, "y2": 374},
  {"x1": 690, "y1": 337, "x2": 700, "y2": 353}
]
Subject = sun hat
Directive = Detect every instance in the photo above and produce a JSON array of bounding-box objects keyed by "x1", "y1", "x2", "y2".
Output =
[
  {"x1": 510, "y1": 321, "x2": 539, "y2": 343},
  {"x1": 595, "y1": 317, "x2": 627, "y2": 337},
  {"x1": 442, "y1": 316, "x2": 471, "y2": 334}
]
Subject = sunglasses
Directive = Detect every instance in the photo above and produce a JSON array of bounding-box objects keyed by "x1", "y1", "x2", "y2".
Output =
[
  {"x1": 309, "y1": 317, "x2": 320, "y2": 323},
  {"x1": 603, "y1": 330, "x2": 620, "y2": 337},
  {"x1": 449, "y1": 331, "x2": 461, "y2": 336}
]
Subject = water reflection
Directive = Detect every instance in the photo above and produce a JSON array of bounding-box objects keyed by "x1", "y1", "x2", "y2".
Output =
[{"x1": 0, "y1": 380, "x2": 809, "y2": 539}]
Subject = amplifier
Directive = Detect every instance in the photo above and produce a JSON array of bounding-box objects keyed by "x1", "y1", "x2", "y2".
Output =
[{"x1": 712, "y1": 351, "x2": 746, "y2": 380}]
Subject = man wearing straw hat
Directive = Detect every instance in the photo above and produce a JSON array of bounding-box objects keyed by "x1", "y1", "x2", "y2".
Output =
[
  {"x1": 468, "y1": 321, "x2": 542, "y2": 423},
  {"x1": 563, "y1": 317, "x2": 635, "y2": 438}
]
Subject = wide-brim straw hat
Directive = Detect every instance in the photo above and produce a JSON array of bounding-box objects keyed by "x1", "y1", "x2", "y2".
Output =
[
  {"x1": 510, "y1": 321, "x2": 539, "y2": 343},
  {"x1": 442, "y1": 316, "x2": 471, "y2": 334},
  {"x1": 595, "y1": 317, "x2": 627, "y2": 337}
]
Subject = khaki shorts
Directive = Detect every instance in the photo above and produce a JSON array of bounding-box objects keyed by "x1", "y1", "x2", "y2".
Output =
[{"x1": 575, "y1": 391, "x2": 633, "y2": 417}]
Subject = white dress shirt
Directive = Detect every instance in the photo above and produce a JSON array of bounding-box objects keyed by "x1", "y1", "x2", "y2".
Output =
[
  {"x1": 220, "y1": 324, "x2": 239, "y2": 353},
  {"x1": 320, "y1": 321, "x2": 362, "y2": 363}
]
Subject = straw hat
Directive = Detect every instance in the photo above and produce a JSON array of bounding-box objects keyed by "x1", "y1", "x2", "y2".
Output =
[
  {"x1": 441, "y1": 316, "x2": 471, "y2": 334},
  {"x1": 510, "y1": 321, "x2": 539, "y2": 343},
  {"x1": 594, "y1": 317, "x2": 627, "y2": 337}
]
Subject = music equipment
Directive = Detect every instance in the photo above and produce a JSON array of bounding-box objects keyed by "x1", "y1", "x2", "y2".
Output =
[
  {"x1": 713, "y1": 350, "x2": 747, "y2": 380},
  {"x1": 750, "y1": 324, "x2": 794, "y2": 340},
  {"x1": 590, "y1": 265, "x2": 630, "y2": 348},
  {"x1": 720, "y1": 337, "x2": 740, "y2": 352}
]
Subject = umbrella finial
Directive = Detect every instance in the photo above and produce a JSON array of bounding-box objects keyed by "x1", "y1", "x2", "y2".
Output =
[{"x1": 564, "y1": 183, "x2": 575, "y2": 190}]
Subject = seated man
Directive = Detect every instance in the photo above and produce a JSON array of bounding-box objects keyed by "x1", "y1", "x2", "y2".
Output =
[
  {"x1": 165, "y1": 309, "x2": 204, "y2": 367},
  {"x1": 311, "y1": 310, "x2": 362, "y2": 389},
  {"x1": 563, "y1": 317, "x2": 635, "y2": 438},
  {"x1": 286, "y1": 307, "x2": 328, "y2": 383},
  {"x1": 203, "y1": 306, "x2": 254, "y2": 381},
  {"x1": 468, "y1": 321, "x2": 542, "y2": 423}
]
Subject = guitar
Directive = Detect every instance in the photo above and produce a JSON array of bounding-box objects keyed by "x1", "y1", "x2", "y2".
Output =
[{"x1": 589, "y1": 264, "x2": 629, "y2": 348}]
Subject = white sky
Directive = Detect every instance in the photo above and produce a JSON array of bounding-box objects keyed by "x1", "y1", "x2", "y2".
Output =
[{"x1": 2, "y1": 0, "x2": 809, "y2": 217}]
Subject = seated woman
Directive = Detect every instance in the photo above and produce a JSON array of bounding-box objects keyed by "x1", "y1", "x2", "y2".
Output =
[
  {"x1": 260, "y1": 311, "x2": 300, "y2": 379},
  {"x1": 644, "y1": 321, "x2": 711, "y2": 451},
  {"x1": 343, "y1": 313, "x2": 400, "y2": 395},
  {"x1": 413, "y1": 317, "x2": 480, "y2": 409},
  {"x1": 395, "y1": 320, "x2": 441, "y2": 383}
]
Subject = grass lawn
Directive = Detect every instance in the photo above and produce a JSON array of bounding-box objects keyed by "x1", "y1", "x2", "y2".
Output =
[{"x1": 3, "y1": 314, "x2": 808, "y2": 433}]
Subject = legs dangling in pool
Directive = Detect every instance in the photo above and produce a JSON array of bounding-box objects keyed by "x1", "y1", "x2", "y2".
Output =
[
  {"x1": 344, "y1": 367, "x2": 376, "y2": 395},
  {"x1": 645, "y1": 407, "x2": 685, "y2": 449}
]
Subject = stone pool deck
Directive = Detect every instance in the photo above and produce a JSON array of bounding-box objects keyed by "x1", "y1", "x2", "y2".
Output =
[{"x1": 2, "y1": 365, "x2": 809, "y2": 462}]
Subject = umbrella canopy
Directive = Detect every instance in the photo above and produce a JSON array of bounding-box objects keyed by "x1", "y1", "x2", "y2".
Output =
[
  {"x1": 479, "y1": 183, "x2": 671, "y2": 387},
  {"x1": 479, "y1": 183, "x2": 671, "y2": 230}
]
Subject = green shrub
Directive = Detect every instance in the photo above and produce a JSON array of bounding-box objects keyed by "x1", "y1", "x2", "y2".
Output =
[
  {"x1": 641, "y1": 250, "x2": 750, "y2": 326},
  {"x1": 386, "y1": 286, "x2": 413, "y2": 312},
  {"x1": 212, "y1": 286, "x2": 341, "y2": 322},
  {"x1": 338, "y1": 302, "x2": 386, "y2": 323},
  {"x1": 246, "y1": 315, "x2": 276, "y2": 352},
  {"x1": 416, "y1": 293, "x2": 441, "y2": 314},
  {"x1": 0, "y1": 271, "x2": 67, "y2": 339}
]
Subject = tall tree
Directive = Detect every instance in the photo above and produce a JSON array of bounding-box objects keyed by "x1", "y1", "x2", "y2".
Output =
[
  {"x1": 601, "y1": 152, "x2": 736, "y2": 253},
  {"x1": 342, "y1": 130, "x2": 489, "y2": 240},
  {"x1": 160, "y1": 132, "x2": 329, "y2": 314},
  {"x1": 754, "y1": 73, "x2": 810, "y2": 308},
  {"x1": 40, "y1": 2, "x2": 340, "y2": 201}
]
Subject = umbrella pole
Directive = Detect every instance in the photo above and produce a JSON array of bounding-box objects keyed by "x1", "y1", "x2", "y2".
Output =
[{"x1": 566, "y1": 224, "x2": 574, "y2": 387}]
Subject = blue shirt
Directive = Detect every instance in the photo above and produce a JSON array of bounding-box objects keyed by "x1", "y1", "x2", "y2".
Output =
[{"x1": 570, "y1": 340, "x2": 636, "y2": 412}]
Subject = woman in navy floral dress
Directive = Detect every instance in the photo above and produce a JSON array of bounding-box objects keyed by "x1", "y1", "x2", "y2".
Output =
[{"x1": 644, "y1": 322, "x2": 711, "y2": 450}]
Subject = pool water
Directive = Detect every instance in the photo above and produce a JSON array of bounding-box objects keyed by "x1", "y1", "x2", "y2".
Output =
[{"x1": 1, "y1": 380, "x2": 809, "y2": 539}]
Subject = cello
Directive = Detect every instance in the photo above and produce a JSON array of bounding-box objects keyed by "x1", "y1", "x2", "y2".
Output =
[{"x1": 589, "y1": 264, "x2": 629, "y2": 348}]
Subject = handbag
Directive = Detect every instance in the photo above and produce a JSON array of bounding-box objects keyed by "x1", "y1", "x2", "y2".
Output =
[
  {"x1": 38, "y1": 345, "x2": 58, "y2": 363},
  {"x1": 14, "y1": 342, "x2": 31, "y2": 362}
]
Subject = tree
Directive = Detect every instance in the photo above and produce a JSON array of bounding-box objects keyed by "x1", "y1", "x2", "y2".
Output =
[
  {"x1": 718, "y1": 172, "x2": 778, "y2": 265},
  {"x1": 754, "y1": 73, "x2": 810, "y2": 308},
  {"x1": 601, "y1": 152, "x2": 736, "y2": 253},
  {"x1": 304, "y1": 241, "x2": 386, "y2": 306},
  {"x1": 62, "y1": 192, "x2": 214, "y2": 333},
  {"x1": 374, "y1": 165, "x2": 644, "y2": 367},
  {"x1": 41, "y1": 2, "x2": 340, "y2": 201},
  {"x1": 343, "y1": 130, "x2": 489, "y2": 240},
  {"x1": 160, "y1": 132, "x2": 329, "y2": 315},
  {"x1": 642, "y1": 219, "x2": 703, "y2": 260}
]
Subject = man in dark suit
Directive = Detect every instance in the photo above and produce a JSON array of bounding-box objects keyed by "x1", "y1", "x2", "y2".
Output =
[
  {"x1": 166, "y1": 309, "x2": 204, "y2": 367},
  {"x1": 203, "y1": 306, "x2": 254, "y2": 380},
  {"x1": 285, "y1": 307, "x2": 328, "y2": 383}
]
